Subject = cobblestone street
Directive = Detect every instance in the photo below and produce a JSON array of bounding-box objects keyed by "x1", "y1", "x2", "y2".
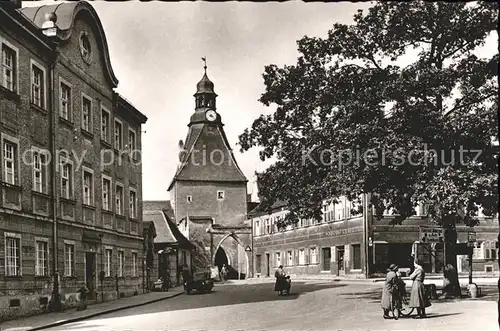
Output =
[{"x1": 21, "y1": 281, "x2": 498, "y2": 331}]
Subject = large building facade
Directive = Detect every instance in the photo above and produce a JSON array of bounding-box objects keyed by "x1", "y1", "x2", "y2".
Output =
[
  {"x1": 167, "y1": 68, "x2": 252, "y2": 279},
  {"x1": 251, "y1": 195, "x2": 499, "y2": 279},
  {"x1": 0, "y1": 1, "x2": 147, "y2": 320}
]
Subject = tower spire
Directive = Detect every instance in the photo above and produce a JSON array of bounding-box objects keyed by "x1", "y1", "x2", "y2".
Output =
[{"x1": 202, "y1": 57, "x2": 207, "y2": 74}]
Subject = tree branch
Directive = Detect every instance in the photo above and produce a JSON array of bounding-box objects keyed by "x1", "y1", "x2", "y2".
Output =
[{"x1": 443, "y1": 93, "x2": 497, "y2": 117}]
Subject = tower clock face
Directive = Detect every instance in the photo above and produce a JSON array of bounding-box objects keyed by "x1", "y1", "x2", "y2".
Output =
[{"x1": 205, "y1": 110, "x2": 217, "y2": 122}]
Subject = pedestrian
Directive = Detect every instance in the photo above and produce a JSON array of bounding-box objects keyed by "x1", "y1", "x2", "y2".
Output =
[
  {"x1": 220, "y1": 264, "x2": 228, "y2": 283},
  {"x1": 77, "y1": 283, "x2": 89, "y2": 311},
  {"x1": 408, "y1": 258, "x2": 431, "y2": 318},
  {"x1": 381, "y1": 263, "x2": 399, "y2": 319},
  {"x1": 274, "y1": 265, "x2": 290, "y2": 295}
]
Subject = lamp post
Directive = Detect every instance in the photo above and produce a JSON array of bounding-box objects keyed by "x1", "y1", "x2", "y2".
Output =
[{"x1": 42, "y1": 12, "x2": 61, "y2": 312}]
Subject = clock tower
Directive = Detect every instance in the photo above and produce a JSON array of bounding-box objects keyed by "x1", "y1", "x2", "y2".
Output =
[{"x1": 168, "y1": 63, "x2": 251, "y2": 278}]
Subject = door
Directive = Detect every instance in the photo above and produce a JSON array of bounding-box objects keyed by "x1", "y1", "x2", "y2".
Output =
[
  {"x1": 322, "y1": 247, "x2": 331, "y2": 271},
  {"x1": 85, "y1": 252, "x2": 96, "y2": 300},
  {"x1": 337, "y1": 246, "x2": 345, "y2": 276},
  {"x1": 266, "y1": 253, "x2": 270, "y2": 277},
  {"x1": 255, "y1": 255, "x2": 262, "y2": 274}
]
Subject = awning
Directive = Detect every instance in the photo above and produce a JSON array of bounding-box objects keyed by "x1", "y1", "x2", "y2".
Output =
[{"x1": 82, "y1": 230, "x2": 102, "y2": 244}]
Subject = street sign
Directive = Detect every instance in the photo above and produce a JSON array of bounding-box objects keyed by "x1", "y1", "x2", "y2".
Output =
[
  {"x1": 245, "y1": 246, "x2": 252, "y2": 252},
  {"x1": 419, "y1": 226, "x2": 444, "y2": 243}
]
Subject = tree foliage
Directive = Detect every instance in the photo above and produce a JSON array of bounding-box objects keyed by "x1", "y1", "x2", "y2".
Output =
[{"x1": 239, "y1": 2, "x2": 498, "y2": 229}]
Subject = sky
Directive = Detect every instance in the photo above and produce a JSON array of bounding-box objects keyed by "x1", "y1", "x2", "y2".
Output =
[
  {"x1": 22, "y1": 1, "x2": 497, "y2": 202},
  {"x1": 23, "y1": 0, "x2": 374, "y2": 201}
]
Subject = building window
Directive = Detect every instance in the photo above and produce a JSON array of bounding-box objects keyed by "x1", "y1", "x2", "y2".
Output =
[
  {"x1": 255, "y1": 220, "x2": 261, "y2": 236},
  {"x1": 101, "y1": 108, "x2": 110, "y2": 142},
  {"x1": 287, "y1": 250, "x2": 293, "y2": 266},
  {"x1": 129, "y1": 189, "x2": 137, "y2": 219},
  {"x1": 35, "y1": 240, "x2": 48, "y2": 276},
  {"x1": 128, "y1": 129, "x2": 136, "y2": 152},
  {"x1": 1, "y1": 43, "x2": 17, "y2": 92},
  {"x1": 114, "y1": 120, "x2": 122, "y2": 150},
  {"x1": 80, "y1": 33, "x2": 91, "y2": 58},
  {"x1": 217, "y1": 191, "x2": 224, "y2": 200},
  {"x1": 116, "y1": 184, "x2": 124, "y2": 215},
  {"x1": 60, "y1": 160, "x2": 73, "y2": 199},
  {"x1": 275, "y1": 252, "x2": 281, "y2": 267},
  {"x1": 132, "y1": 252, "x2": 138, "y2": 277},
  {"x1": 31, "y1": 62, "x2": 45, "y2": 108},
  {"x1": 83, "y1": 169, "x2": 94, "y2": 205},
  {"x1": 5, "y1": 234, "x2": 21, "y2": 276},
  {"x1": 2, "y1": 138, "x2": 18, "y2": 185},
  {"x1": 60, "y1": 81, "x2": 71, "y2": 120},
  {"x1": 118, "y1": 251, "x2": 124, "y2": 277},
  {"x1": 105, "y1": 249, "x2": 112, "y2": 277},
  {"x1": 352, "y1": 244, "x2": 361, "y2": 270},
  {"x1": 472, "y1": 242, "x2": 483, "y2": 259},
  {"x1": 32, "y1": 150, "x2": 47, "y2": 193},
  {"x1": 64, "y1": 243, "x2": 75, "y2": 277},
  {"x1": 186, "y1": 195, "x2": 192, "y2": 203},
  {"x1": 102, "y1": 176, "x2": 111, "y2": 211},
  {"x1": 484, "y1": 242, "x2": 497, "y2": 260},
  {"x1": 310, "y1": 247, "x2": 318, "y2": 264},
  {"x1": 265, "y1": 219, "x2": 270, "y2": 234},
  {"x1": 82, "y1": 95, "x2": 92, "y2": 132},
  {"x1": 298, "y1": 249, "x2": 305, "y2": 265}
]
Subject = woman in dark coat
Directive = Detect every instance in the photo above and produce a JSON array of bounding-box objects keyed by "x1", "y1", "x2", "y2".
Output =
[
  {"x1": 408, "y1": 259, "x2": 430, "y2": 318},
  {"x1": 381, "y1": 264, "x2": 399, "y2": 319}
]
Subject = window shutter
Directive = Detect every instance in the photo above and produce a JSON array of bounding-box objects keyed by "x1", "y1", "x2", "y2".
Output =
[
  {"x1": 305, "y1": 249, "x2": 309, "y2": 265},
  {"x1": 295, "y1": 250, "x2": 299, "y2": 265}
]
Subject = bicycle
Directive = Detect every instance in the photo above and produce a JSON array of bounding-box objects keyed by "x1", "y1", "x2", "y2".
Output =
[{"x1": 390, "y1": 280, "x2": 414, "y2": 319}]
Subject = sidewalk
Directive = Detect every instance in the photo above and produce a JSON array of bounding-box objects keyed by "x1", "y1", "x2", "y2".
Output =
[{"x1": 0, "y1": 287, "x2": 184, "y2": 331}]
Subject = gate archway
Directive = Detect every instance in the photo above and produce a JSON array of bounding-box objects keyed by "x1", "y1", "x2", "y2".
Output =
[{"x1": 213, "y1": 232, "x2": 249, "y2": 279}]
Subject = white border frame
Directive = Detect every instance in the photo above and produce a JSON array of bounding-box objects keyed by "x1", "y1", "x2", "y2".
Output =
[{"x1": 0, "y1": 36, "x2": 20, "y2": 93}]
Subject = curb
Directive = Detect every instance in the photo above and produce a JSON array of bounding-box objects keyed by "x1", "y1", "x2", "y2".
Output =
[{"x1": 26, "y1": 291, "x2": 184, "y2": 331}]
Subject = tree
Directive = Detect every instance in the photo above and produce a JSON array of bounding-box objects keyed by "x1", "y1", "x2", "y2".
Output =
[{"x1": 239, "y1": 2, "x2": 498, "y2": 297}]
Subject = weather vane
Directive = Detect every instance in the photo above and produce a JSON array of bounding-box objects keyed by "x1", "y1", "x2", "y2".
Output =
[{"x1": 201, "y1": 57, "x2": 207, "y2": 73}]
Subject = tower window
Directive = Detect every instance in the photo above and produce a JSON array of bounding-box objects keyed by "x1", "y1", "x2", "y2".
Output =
[
  {"x1": 217, "y1": 191, "x2": 224, "y2": 200},
  {"x1": 187, "y1": 195, "x2": 192, "y2": 203}
]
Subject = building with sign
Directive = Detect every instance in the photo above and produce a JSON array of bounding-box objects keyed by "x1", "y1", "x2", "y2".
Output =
[
  {"x1": 0, "y1": 1, "x2": 147, "y2": 319},
  {"x1": 250, "y1": 192, "x2": 499, "y2": 278}
]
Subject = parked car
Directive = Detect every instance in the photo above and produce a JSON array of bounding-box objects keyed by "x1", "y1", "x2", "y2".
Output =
[{"x1": 184, "y1": 270, "x2": 214, "y2": 294}]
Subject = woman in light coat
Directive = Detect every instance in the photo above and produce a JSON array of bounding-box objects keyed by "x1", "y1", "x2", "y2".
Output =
[{"x1": 408, "y1": 259, "x2": 430, "y2": 318}]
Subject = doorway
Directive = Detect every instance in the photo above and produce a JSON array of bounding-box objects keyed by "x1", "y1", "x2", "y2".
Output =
[
  {"x1": 322, "y1": 247, "x2": 331, "y2": 271},
  {"x1": 266, "y1": 253, "x2": 270, "y2": 277},
  {"x1": 85, "y1": 252, "x2": 96, "y2": 300},
  {"x1": 337, "y1": 246, "x2": 345, "y2": 276}
]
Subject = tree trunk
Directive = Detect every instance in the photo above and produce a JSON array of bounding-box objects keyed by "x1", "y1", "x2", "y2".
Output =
[{"x1": 442, "y1": 226, "x2": 461, "y2": 297}]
